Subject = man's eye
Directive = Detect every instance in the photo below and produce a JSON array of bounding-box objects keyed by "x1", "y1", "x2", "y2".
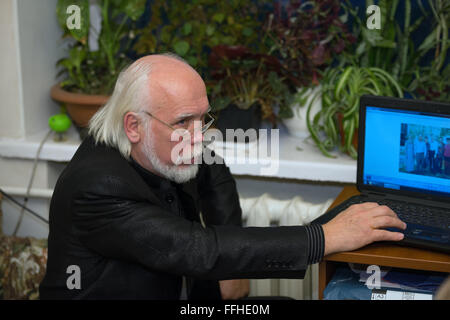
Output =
[{"x1": 177, "y1": 119, "x2": 187, "y2": 126}]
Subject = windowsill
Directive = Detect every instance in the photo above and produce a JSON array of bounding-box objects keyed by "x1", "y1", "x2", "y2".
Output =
[
  {"x1": 0, "y1": 127, "x2": 357, "y2": 183},
  {"x1": 0, "y1": 126, "x2": 80, "y2": 162}
]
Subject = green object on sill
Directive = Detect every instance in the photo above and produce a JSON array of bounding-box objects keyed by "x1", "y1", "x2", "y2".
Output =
[
  {"x1": 48, "y1": 114, "x2": 71, "y2": 133},
  {"x1": 49, "y1": 114, "x2": 72, "y2": 141}
]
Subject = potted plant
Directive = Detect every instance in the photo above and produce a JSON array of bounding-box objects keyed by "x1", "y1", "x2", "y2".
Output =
[
  {"x1": 51, "y1": 0, "x2": 146, "y2": 136},
  {"x1": 133, "y1": 0, "x2": 268, "y2": 77},
  {"x1": 134, "y1": 0, "x2": 298, "y2": 141},
  {"x1": 306, "y1": 66, "x2": 403, "y2": 159},
  {"x1": 306, "y1": 0, "x2": 448, "y2": 158},
  {"x1": 415, "y1": 65, "x2": 450, "y2": 102},
  {"x1": 262, "y1": 0, "x2": 356, "y2": 138},
  {"x1": 340, "y1": 0, "x2": 448, "y2": 97},
  {"x1": 408, "y1": 0, "x2": 449, "y2": 102},
  {"x1": 340, "y1": 0, "x2": 424, "y2": 89},
  {"x1": 207, "y1": 45, "x2": 295, "y2": 142}
]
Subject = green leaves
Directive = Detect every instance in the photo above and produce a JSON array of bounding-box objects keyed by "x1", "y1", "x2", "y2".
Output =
[
  {"x1": 118, "y1": 0, "x2": 146, "y2": 21},
  {"x1": 57, "y1": 46, "x2": 88, "y2": 90},
  {"x1": 242, "y1": 27, "x2": 253, "y2": 37},
  {"x1": 133, "y1": 0, "x2": 267, "y2": 73},
  {"x1": 334, "y1": 66, "x2": 354, "y2": 100},
  {"x1": 418, "y1": 29, "x2": 438, "y2": 53},
  {"x1": 173, "y1": 41, "x2": 190, "y2": 56},
  {"x1": 206, "y1": 25, "x2": 215, "y2": 36},
  {"x1": 307, "y1": 66, "x2": 403, "y2": 159},
  {"x1": 182, "y1": 23, "x2": 192, "y2": 35},
  {"x1": 342, "y1": 0, "x2": 435, "y2": 92},
  {"x1": 56, "y1": 0, "x2": 89, "y2": 43},
  {"x1": 212, "y1": 96, "x2": 232, "y2": 112},
  {"x1": 212, "y1": 13, "x2": 225, "y2": 24},
  {"x1": 56, "y1": 0, "x2": 144, "y2": 95}
]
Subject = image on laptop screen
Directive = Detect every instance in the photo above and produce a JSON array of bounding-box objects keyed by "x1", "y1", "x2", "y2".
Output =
[{"x1": 363, "y1": 106, "x2": 450, "y2": 197}]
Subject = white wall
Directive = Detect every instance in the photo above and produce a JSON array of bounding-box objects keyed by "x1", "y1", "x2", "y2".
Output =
[
  {"x1": 0, "y1": 0, "x2": 24, "y2": 138},
  {"x1": 0, "y1": 0, "x2": 65, "y2": 238},
  {"x1": 2, "y1": 195, "x2": 50, "y2": 238},
  {"x1": 0, "y1": 157, "x2": 52, "y2": 238},
  {"x1": 17, "y1": 0, "x2": 65, "y2": 137},
  {"x1": 0, "y1": 0, "x2": 65, "y2": 140}
]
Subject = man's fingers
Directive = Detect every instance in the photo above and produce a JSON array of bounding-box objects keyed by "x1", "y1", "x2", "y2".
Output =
[
  {"x1": 373, "y1": 229, "x2": 405, "y2": 242},
  {"x1": 372, "y1": 215, "x2": 407, "y2": 230},
  {"x1": 349, "y1": 202, "x2": 379, "y2": 211},
  {"x1": 368, "y1": 205, "x2": 399, "y2": 218},
  {"x1": 350, "y1": 203, "x2": 399, "y2": 218}
]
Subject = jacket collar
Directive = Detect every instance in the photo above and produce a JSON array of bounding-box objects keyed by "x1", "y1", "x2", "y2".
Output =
[
  {"x1": 129, "y1": 157, "x2": 200, "y2": 203},
  {"x1": 178, "y1": 176, "x2": 199, "y2": 203},
  {"x1": 129, "y1": 157, "x2": 170, "y2": 190}
]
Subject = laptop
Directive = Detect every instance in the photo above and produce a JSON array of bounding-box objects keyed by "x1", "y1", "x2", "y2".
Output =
[{"x1": 312, "y1": 95, "x2": 450, "y2": 254}]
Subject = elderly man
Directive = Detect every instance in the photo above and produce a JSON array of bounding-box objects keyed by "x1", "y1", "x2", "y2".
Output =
[{"x1": 39, "y1": 54, "x2": 406, "y2": 300}]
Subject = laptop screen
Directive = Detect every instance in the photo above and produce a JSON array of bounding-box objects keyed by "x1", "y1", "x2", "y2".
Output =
[{"x1": 363, "y1": 106, "x2": 450, "y2": 197}]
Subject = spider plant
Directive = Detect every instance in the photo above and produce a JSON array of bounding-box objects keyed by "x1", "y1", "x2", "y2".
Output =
[{"x1": 306, "y1": 66, "x2": 403, "y2": 159}]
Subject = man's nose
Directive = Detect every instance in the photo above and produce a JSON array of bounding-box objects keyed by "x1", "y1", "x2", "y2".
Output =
[
  {"x1": 191, "y1": 120, "x2": 203, "y2": 144},
  {"x1": 191, "y1": 128, "x2": 203, "y2": 144}
]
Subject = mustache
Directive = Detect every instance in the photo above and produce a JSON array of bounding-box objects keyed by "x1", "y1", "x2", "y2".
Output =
[{"x1": 174, "y1": 143, "x2": 203, "y2": 165}]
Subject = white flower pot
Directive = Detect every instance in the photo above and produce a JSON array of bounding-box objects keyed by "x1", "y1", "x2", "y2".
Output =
[{"x1": 283, "y1": 86, "x2": 322, "y2": 139}]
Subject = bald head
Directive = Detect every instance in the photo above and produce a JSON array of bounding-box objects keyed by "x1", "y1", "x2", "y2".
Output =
[{"x1": 136, "y1": 54, "x2": 207, "y2": 113}]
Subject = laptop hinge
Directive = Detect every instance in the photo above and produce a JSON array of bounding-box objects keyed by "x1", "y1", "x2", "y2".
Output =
[
  {"x1": 364, "y1": 191, "x2": 386, "y2": 198},
  {"x1": 367, "y1": 191, "x2": 385, "y2": 196},
  {"x1": 364, "y1": 192, "x2": 450, "y2": 209}
]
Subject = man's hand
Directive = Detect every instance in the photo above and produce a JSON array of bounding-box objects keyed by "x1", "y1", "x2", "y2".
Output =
[
  {"x1": 322, "y1": 202, "x2": 407, "y2": 256},
  {"x1": 219, "y1": 279, "x2": 250, "y2": 300}
]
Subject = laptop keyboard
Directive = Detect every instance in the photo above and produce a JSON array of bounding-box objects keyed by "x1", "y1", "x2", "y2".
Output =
[{"x1": 346, "y1": 198, "x2": 450, "y2": 230}]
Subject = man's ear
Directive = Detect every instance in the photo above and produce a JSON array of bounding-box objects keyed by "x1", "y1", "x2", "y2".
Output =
[{"x1": 124, "y1": 112, "x2": 141, "y2": 144}]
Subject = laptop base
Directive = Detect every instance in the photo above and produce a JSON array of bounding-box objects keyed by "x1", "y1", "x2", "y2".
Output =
[{"x1": 311, "y1": 195, "x2": 450, "y2": 254}]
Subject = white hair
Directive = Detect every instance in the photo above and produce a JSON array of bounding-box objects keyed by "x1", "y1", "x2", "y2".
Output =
[{"x1": 88, "y1": 53, "x2": 190, "y2": 159}]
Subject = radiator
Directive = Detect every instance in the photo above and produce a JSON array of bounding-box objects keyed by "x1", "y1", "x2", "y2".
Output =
[{"x1": 239, "y1": 193, "x2": 333, "y2": 300}]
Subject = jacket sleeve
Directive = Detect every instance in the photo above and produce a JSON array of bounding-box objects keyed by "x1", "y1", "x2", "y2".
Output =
[{"x1": 71, "y1": 174, "x2": 309, "y2": 280}]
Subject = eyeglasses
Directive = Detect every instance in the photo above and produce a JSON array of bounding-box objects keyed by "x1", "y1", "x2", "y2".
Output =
[{"x1": 140, "y1": 109, "x2": 215, "y2": 135}]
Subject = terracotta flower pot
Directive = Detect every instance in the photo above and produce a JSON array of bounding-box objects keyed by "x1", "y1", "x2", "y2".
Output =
[{"x1": 50, "y1": 84, "x2": 109, "y2": 128}]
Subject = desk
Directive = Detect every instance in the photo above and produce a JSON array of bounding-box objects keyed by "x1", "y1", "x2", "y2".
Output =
[{"x1": 318, "y1": 186, "x2": 450, "y2": 300}]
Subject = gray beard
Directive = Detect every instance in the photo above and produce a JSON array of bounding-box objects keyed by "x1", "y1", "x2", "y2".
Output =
[{"x1": 142, "y1": 134, "x2": 200, "y2": 184}]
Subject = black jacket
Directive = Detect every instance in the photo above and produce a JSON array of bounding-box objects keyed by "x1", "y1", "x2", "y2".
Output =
[{"x1": 39, "y1": 137, "x2": 309, "y2": 299}]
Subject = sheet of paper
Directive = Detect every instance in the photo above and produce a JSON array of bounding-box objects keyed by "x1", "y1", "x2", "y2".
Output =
[{"x1": 371, "y1": 289, "x2": 433, "y2": 300}]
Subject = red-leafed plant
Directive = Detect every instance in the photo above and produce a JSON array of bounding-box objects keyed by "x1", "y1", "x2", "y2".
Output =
[
  {"x1": 207, "y1": 45, "x2": 296, "y2": 125},
  {"x1": 206, "y1": 1, "x2": 355, "y2": 127},
  {"x1": 263, "y1": 0, "x2": 355, "y2": 88}
]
